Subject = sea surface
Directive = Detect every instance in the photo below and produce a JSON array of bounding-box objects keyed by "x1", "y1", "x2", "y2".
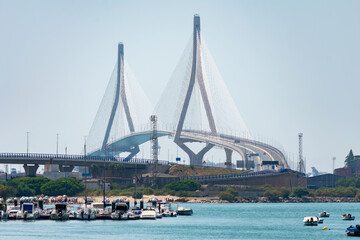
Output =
[{"x1": 1, "y1": 202, "x2": 359, "y2": 239}]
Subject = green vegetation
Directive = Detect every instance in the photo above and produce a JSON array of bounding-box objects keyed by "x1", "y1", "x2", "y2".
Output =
[
  {"x1": 163, "y1": 179, "x2": 200, "y2": 192},
  {"x1": 0, "y1": 176, "x2": 84, "y2": 198},
  {"x1": 40, "y1": 177, "x2": 84, "y2": 196},
  {"x1": 218, "y1": 188, "x2": 237, "y2": 202},
  {"x1": 292, "y1": 187, "x2": 310, "y2": 198},
  {"x1": 263, "y1": 190, "x2": 280, "y2": 202}
]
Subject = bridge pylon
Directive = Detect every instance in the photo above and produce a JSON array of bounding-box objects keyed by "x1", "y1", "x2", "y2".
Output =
[{"x1": 174, "y1": 15, "x2": 217, "y2": 166}]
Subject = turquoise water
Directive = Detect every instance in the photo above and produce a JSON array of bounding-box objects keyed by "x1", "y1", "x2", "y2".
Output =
[{"x1": 1, "y1": 203, "x2": 359, "y2": 239}]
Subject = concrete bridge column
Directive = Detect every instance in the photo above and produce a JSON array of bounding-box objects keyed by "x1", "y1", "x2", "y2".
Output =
[
  {"x1": 225, "y1": 148, "x2": 233, "y2": 169},
  {"x1": 23, "y1": 164, "x2": 39, "y2": 176},
  {"x1": 176, "y1": 141, "x2": 214, "y2": 166},
  {"x1": 59, "y1": 165, "x2": 74, "y2": 172}
]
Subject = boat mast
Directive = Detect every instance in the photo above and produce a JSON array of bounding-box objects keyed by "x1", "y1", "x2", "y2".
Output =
[{"x1": 84, "y1": 137, "x2": 88, "y2": 205}]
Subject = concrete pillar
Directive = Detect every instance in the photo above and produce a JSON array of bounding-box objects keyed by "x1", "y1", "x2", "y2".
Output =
[
  {"x1": 59, "y1": 165, "x2": 74, "y2": 172},
  {"x1": 23, "y1": 164, "x2": 39, "y2": 176},
  {"x1": 225, "y1": 148, "x2": 233, "y2": 169}
]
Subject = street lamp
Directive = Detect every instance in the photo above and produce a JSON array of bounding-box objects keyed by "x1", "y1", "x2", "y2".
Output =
[
  {"x1": 26, "y1": 132, "x2": 30, "y2": 155},
  {"x1": 56, "y1": 133, "x2": 60, "y2": 156}
]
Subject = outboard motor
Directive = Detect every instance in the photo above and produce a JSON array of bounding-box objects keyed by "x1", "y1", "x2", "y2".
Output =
[
  {"x1": 111, "y1": 201, "x2": 116, "y2": 212},
  {"x1": 38, "y1": 198, "x2": 44, "y2": 210},
  {"x1": 140, "y1": 199, "x2": 144, "y2": 210}
]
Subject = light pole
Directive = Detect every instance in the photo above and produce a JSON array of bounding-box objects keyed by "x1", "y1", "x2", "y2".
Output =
[
  {"x1": 26, "y1": 132, "x2": 30, "y2": 156},
  {"x1": 56, "y1": 133, "x2": 60, "y2": 156}
]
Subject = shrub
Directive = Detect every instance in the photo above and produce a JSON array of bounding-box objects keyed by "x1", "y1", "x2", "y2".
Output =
[
  {"x1": 293, "y1": 187, "x2": 310, "y2": 198},
  {"x1": 263, "y1": 190, "x2": 279, "y2": 202},
  {"x1": 163, "y1": 180, "x2": 200, "y2": 192},
  {"x1": 218, "y1": 191, "x2": 236, "y2": 202},
  {"x1": 279, "y1": 189, "x2": 290, "y2": 199}
]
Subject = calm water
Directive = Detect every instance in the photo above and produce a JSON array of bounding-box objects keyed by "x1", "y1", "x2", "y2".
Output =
[{"x1": 1, "y1": 203, "x2": 359, "y2": 239}]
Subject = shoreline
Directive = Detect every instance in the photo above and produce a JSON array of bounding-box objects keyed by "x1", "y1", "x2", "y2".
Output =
[{"x1": 77, "y1": 195, "x2": 360, "y2": 204}]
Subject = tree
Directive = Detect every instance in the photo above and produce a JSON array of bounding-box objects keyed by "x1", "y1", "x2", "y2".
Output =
[
  {"x1": 218, "y1": 191, "x2": 236, "y2": 202},
  {"x1": 6, "y1": 177, "x2": 50, "y2": 195},
  {"x1": 163, "y1": 180, "x2": 200, "y2": 192},
  {"x1": 293, "y1": 187, "x2": 310, "y2": 198},
  {"x1": 263, "y1": 190, "x2": 279, "y2": 202},
  {"x1": 40, "y1": 177, "x2": 84, "y2": 196},
  {"x1": 0, "y1": 185, "x2": 15, "y2": 199}
]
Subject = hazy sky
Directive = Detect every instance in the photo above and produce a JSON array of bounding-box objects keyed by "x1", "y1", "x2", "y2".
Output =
[{"x1": 0, "y1": 0, "x2": 359, "y2": 173}]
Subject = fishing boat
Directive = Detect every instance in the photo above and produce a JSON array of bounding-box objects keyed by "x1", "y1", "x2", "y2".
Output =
[
  {"x1": 0, "y1": 203, "x2": 8, "y2": 219},
  {"x1": 77, "y1": 207, "x2": 96, "y2": 220},
  {"x1": 92, "y1": 202, "x2": 111, "y2": 219},
  {"x1": 319, "y1": 211, "x2": 330, "y2": 217},
  {"x1": 317, "y1": 217, "x2": 324, "y2": 224},
  {"x1": 128, "y1": 207, "x2": 141, "y2": 220},
  {"x1": 159, "y1": 202, "x2": 177, "y2": 217},
  {"x1": 342, "y1": 213, "x2": 355, "y2": 220},
  {"x1": 50, "y1": 203, "x2": 69, "y2": 220},
  {"x1": 303, "y1": 216, "x2": 318, "y2": 226},
  {"x1": 140, "y1": 206, "x2": 156, "y2": 220},
  {"x1": 177, "y1": 207, "x2": 193, "y2": 216},
  {"x1": 346, "y1": 225, "x2": 360, "y2": 236},
  {"x1": 111, "y1": 202, "x2": 129, "y2": 220},
  {"x1": 16, "y1": 202, "x2": 39, "y2": 220}
]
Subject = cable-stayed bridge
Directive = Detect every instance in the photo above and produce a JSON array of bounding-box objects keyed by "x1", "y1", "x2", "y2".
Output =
[
  {"x1": 0, "y1": 15, "x2": 289, "y2": 175},
  {"x1": 86, "y1": 15, "x2": 289, "y2": 171}
]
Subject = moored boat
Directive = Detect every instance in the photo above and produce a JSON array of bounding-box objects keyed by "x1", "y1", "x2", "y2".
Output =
[
  {"x1": 16, "y1": 202, "x2": 39, "y2": 220},
  {"x1": 346, "y1": 225, "x2": 360, "y2": 236},
  {"x1": 303, "y1": 216, "x2": 318, "y2": 226},
  {"x1": 50, "y1": 203, "x2": 69, "y2": 220},
  {"x1": 0, "y1": 203, "x2": 8, "y2": 219},
  {"x1": 111, "y1": 202, "x2": 129, "y2": 220},
  {"x1": 77, "y1": 207, "x2": 96, "y2": 220},
  {"x1": 343, "y1": 213, "x2": 355, "y2": 221},
  {"x1": 177, "y1": 207, "x2": 193, "y2": 216},
  {"x1": 140, "y1": 206, "x2": 156, "y2": 220},
  {"x1": 319, "y1": 211, "x2": 330, "y2": 217}
]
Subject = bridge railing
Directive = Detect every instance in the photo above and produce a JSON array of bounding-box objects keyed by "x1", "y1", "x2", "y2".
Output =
[
  {"x1": 179, "y1": 170, "x2": 279, "y2": 181},
  {"x1": 0, "y1": 153, "x2": 174, "y2": 166}
]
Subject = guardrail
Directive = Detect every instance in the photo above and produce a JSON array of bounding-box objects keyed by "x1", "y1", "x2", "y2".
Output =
[
  {"x1": 179, "y1": 170, "x2": 280, "y2": 181},
  {"x1": 0, "y1": 153, "x2": 174, "y2": 166}
]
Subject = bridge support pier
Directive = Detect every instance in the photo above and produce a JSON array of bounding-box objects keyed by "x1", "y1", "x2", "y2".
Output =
[
  {"x1": 59, "y1": 165, "x2": 74, "y2": 172},
  {"x1": 176, "y1": 141, "x2": 214, "y2": 166},
  {"x1": 23, "y1": 164, "x2": 39, "y2": 176},
  {"x1": 225, "y1": 148, "x2": 233, "y2": 169}
]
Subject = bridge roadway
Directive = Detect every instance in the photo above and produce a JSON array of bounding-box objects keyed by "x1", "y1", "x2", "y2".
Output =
[
  {"x1": 0, "y1": 152, "x2": 173, "y2": 167},
  {"x1": 89, "y1": 129, "x2": 289, "y2": 170}
]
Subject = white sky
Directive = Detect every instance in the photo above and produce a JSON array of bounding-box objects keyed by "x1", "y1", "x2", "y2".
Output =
[{"x1": 0, "y1": 0, "x2": 359, "y2": 173}]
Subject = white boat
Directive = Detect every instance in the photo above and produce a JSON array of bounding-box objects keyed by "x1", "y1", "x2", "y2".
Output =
[
  {"x1": 7, "y1": 206, "x2": 20, "y2": 219},
  {"x1": 0, "y1": 203, "x2": 8, "y2": 219},
  {"x1": 160, "y1": 202, "x2": 177, "y2": 217},
  {"x1": 91, "y1": 202, "x2": 111, "y2": 219},
  {"x1": 319, "y1": 211, "x2": 330, "y2": 217},
  {"x1": 50, "y1": 203, "x2": 69, "y2": 220},
  {"x1": 111, "y1": 202, "x2": 129, "y2": 220},
  {"x1": 303, "y1": 216, "x2": 318, "y2": 226},
  {"x1": 77, "y1": 207, "x2": 96, "y2": 220},
  {"x1": 140, "y1": 206, "x2": 156, "y2": 220},
  {"x1": 343, "y1": 213, "x2": 355, "y2": 220},
  {"x1": 16, "y1": 202, "x2": 39, "y2": 220}
]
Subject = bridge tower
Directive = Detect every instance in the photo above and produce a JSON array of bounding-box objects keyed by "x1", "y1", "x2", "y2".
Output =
[{"x1": 174, "y1": 15, "x2": 217, "y2": 166}]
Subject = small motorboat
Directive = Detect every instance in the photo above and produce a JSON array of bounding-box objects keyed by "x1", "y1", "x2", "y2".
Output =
[
  {"x1": 140, "y1": 206, "x2": 156, "y2": 220},
  {"x1": 50, "y1": 203, "x2": 69, "y2": 220},
  {"x1": 319, "y1": 211, "x2": 330, "y2": 217},
  {"x1": 303, "y1": 216, "x2": 318, "y2": 226},
  {"x1": 317, "y1": 217, "x2": 324, "y2": 224},
  {"x1": 16, "y1": 202, "x2": 39, "y2": 220},
  {"x1": 77, "y1": 207, "x2": 96, "y2": 220},
  {"x1": 111, "y1": 202, "x2": 129, "y2": 220},
  {"x1": 342, "y1": 213, "x2": 355, "y2": 220},
  {"x1": 0, "y1": 203, "x2": 8, "y2": 219},
  {"x1": 346, "y1": 225, "x2": 360, "y2": 236},
  {"x1": 7, "y1": 206, "x2": 20, "y2": 219},
  {"x1": 177, "y1": 207, "x2": 193, "y2": 216}
]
